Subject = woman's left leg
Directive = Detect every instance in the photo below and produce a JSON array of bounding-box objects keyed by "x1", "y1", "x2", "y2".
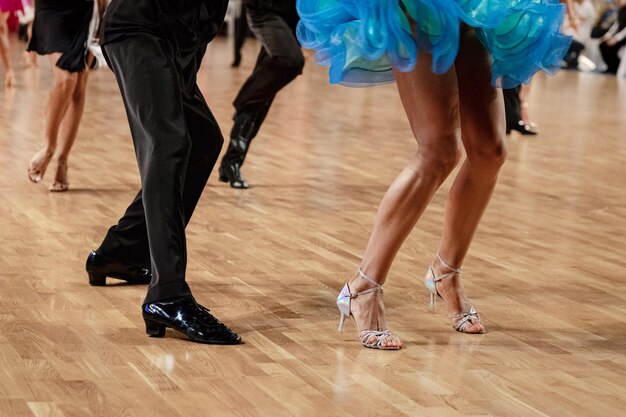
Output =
[
  {"x1": 49, "y1": 69, "x2": 89, "y2": 190},
  {"x1": 432, "y1": 29, "x2": 508, "y2": 332}
]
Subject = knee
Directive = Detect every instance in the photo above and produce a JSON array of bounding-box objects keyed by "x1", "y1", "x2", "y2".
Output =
[
  {"x1": 467, "y1": 138, "x2": 508, "y2": 171},
  {"x1": 54, "y1": 71, "x2": 79, "y2": 93},
  {"x1": 417, "y1": 130, "x2": 463, "y2": 176},
  {"x1": 273, "y1": 53, "x2": 305, "y2": 80}
]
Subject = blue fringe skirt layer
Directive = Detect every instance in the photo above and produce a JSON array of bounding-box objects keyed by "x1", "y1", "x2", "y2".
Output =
[{"x1": 296, "y1": 0, "x2": 572, "y2": 88}]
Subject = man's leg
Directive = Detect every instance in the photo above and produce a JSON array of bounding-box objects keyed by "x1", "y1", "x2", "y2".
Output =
[
  {"x1": 94, "y1": 35, "x2": 240, "y2": 343},
  {"x1": 219, "y1": 7, "x2": 304, "y2": 188},
  {"x1": 100, "y1": 34, "x2": 195, "y2": 302},
  {"x1": 96, "y1": 80, "x2": 224, "y2": 274},
  {"x1": 232, "y1": 2, "x2": 248, "y2": 67},
  {"x1": 600, "y1": 41, "x2": 620, "y2": 73},
  {"x1": 503, "y1": 86, "x2": 521, "y2": 133}
]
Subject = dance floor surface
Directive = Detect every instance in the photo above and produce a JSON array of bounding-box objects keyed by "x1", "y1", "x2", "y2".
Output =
[{"x1": 1, "y1": 37, "x2": 625, "y2": 417}]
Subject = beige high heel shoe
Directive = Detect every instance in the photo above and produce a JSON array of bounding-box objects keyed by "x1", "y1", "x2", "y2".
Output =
[
  {"x1": 49, "y1": 161, "x2": 69, "y2": 192},
  {"x1": 424, "y1": 253, "x2": 485, "y2": 334},
  {"x1": 337, "y1": 268, "x2": 402, "y2": 350}
]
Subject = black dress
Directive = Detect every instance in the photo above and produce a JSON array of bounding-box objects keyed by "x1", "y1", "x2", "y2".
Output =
[{"x1": 28, "y1": 0, "x2": 94, "y2": 73}]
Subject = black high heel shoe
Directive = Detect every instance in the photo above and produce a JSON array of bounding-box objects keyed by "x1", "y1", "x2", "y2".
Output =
[
  {"x1": 219, "y1": 164, "x2": 249, "y2": 189},
  {"x1": 85, "y1": 251, "x2": 152, "y2": 286},
  {"x1": 506, "y1": 120, "x2": 537, "y2": 136},
  {"x1": 143, "y1": 296, "x2": 242, "y2": 344}
]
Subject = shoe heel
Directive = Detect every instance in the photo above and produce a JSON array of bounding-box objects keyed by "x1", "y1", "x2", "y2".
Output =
[
  {"x1": 88, "y1": 273, "x2": 106, "y2": 286},
  {"x1": 337, "y1": 312, "x2": 347, "y2": 332},
  {"x1": 219, "y1": 174, "x2": 228, "y2": 183},
  {"x1": 145, "y1": 319, "x2": 166, "y2": 337},
  {"x1": 429, "y1": 291, "x2": 437, "y2": 309}
]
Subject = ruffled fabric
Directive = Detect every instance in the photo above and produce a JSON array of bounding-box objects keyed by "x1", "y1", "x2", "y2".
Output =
[{"x1": 296, "y1": 0, "x2": 572, "y2": 88}]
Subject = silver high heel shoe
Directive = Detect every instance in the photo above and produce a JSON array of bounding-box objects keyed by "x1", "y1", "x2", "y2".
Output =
[
  {"x1": 337, "y1": 268, "x2": 402, "y2": 350},
  {"x1": 424, "y1": 253, "x2": 485, "y2": 334}
]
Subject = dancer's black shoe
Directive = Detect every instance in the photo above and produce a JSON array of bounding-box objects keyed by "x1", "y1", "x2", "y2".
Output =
[
  {"x1": 143, "y1": 296, "x2": 242, "y2": 344},
  {"x1": 506, "y1": 120, "x2": 537, "y2": 136},
  {"x1": 86, "y1": 251, "x2": 151, "y2": 286},
  {"x1": 219, "y1": 163, "x2": 249, "y2": 189}
]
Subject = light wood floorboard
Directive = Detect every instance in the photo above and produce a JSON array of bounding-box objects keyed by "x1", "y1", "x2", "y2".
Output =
[{"x1": 0, "y1": 36, "x2": 625, "y2": 417}]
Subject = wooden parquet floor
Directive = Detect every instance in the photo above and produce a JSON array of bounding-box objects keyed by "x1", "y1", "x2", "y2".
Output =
[{"x1": 1, "y1": 36, "x2": 625, "y2": 417}]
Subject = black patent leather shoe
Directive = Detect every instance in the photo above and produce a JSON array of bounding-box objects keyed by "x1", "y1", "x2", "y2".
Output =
[
  {"x1": 219, "y1": 164, "x2": 249, "y2": 189},
  {"x1": 85, "y1": 251, "x2": 151, "y2": 286},
  {"x1": 142, "y1": 296, "x2": 242, "y2": 344},
  {"x1": 506, "y1": 120, "x2": 537, "y2": 136}
]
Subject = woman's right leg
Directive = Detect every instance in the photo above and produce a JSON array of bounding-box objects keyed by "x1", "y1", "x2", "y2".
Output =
[
  {"x1": 0, "y1": 13, "x2": 14, "y2": 87},
  {"x1": 346, "y1": 53, "x2": 462, "y2": 348},
  {"x1": 431, "y1": 29, "x2": 507, "y2": 334},
  {"x1": 28, "y1": 54, "x2": 78, "y2": 182}
]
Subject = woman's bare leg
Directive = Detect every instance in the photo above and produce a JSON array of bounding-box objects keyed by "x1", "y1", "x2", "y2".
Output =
[
  {"x1": 347, "y1": 53, "x2": 463, "y2": 348},
  {"x1": 23, "y1": 21, "x2": 37, "y2": 68},
  {"x1": 49, "y1": 69, "x2": 88, "y2": 188},
  {"x1": 28, "y1": 54, "x2": 78, "y2": 182},
  {"x1": 433, "y1": 29, "x2": 507, "y2": 331},
  {"x1": 0, "y1": 13, "x2": 14, "y2": 87}
]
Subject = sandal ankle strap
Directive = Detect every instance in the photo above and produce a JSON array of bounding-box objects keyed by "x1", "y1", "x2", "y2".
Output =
[
  {"x1": 431, "y1": 252, "x2": 462, "y2": 283},
  {"x1": 348, "y1": 268, "x2": 383, "y2": 298}
]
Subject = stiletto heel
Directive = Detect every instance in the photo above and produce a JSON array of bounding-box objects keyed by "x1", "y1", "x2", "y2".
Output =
[
  {"x1": 144, "y1": 319, "x2": 166, "y2": 337},
  {"x1": 88, "y1": 272, "x2": 106, "y2": 286},
  {"x1": 429, "y1": 291, "x2": 436, "y2": 309},
  {"x1": 423, "y1": 253, "x2": 485, "y2": 334},
  {"x1": 337, "y1": 312, "x2": 347, "y2": 332},
  {"x1": 336, "y1": 269, "x2": 402, "y2": 350}
]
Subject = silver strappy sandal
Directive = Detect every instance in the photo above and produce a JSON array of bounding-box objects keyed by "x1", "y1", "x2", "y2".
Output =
[
  {"x1": 337, "y1": 268, "x2": 402, "y2": 350},
  {"x1": 424, "y1": 253, "x2": 485, "y2": 334}
]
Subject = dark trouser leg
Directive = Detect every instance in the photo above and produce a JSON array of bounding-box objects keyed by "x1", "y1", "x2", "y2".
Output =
[
  {"x1": 97, "y1": 191, "x2": 150, "y2": 268},
  {"x1": 97, "y1": 34, "x2": 222, "y2": 303},
  {"x1": 503, "y1": 86, "x2": 521, "y2": 131},
  {"x1": 600, "y1": 41, "x2": 623, "y2": 74},
  {"x1": 232, "y1": 3, "x2": 248, "y2": 67},
  {"x1": 564, "y1": 39, "x2": 585, "y2": 68},
  {"x1": 219, "y1": 88, "x2": 272, "y2": 170},
  {"x1": 219, "y1": 7, "x2": 304, "y2": 184}
]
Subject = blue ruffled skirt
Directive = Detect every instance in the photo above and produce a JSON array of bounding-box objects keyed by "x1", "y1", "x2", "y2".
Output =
[{"x1": 296, "y1": 0, "x2": 572, "y2": 88}]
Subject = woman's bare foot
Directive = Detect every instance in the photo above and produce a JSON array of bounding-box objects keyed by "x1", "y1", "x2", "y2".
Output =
[
  {"x1": 23, "y1": 51, "x2": 37, "y2": 68},
  {"x1": 48, "y1": 159, "x2": 69, "y2": 192},
  {"x1": 28, "y1": 147, "x2": 54, "y2": 183},
  {"x1": 346, "y1": 272, "x2": 404, "y2": 349},
  {"x1": 4, "y1": 69, "x2": 14, "y2": 88},
  {"x1": 431, "y1": 258, "x2": 485, "y2": 334}
]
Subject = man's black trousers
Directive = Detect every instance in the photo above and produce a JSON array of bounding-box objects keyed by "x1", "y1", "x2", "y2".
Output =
[{"x1": 96, "y1": 31, "x2": 224, "y2": 304}]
